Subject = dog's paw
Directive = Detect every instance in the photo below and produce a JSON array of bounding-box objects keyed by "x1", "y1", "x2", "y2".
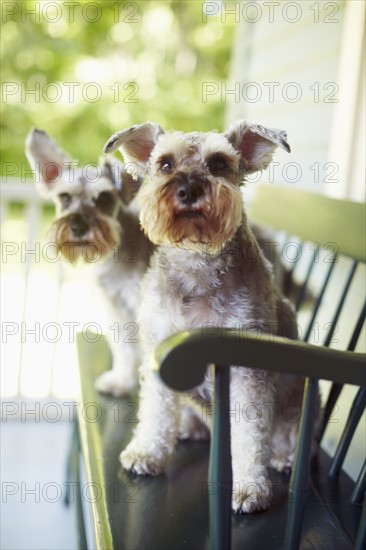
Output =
[
  {"x1": 94, "y1": 370, "x2": 137, "y2": 397},
  {"x1": 120, "y1": 445, "x2": 168, "y2": 476},
  {"x1": 232, "y1": 476, "x2": 272, "y2": 514},
  {"x1": 270, "y1": 453, "x2": 293, "y2": 474}
]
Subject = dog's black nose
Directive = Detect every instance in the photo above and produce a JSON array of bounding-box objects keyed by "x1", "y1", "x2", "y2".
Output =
[
  {"x1": 70, "y1": 214, "x2": 89, "y2": 238},
  {"x1": 176, "y1": 181, "x2": 203, "y2": 205}
]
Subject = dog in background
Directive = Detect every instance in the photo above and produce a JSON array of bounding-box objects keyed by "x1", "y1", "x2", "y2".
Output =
[
  {"x1": 104, "y1": 120, "x2": 318, "y2": 513},
  {"x1": 26, "y1": 129, "x2": 154, "y2": 396}
]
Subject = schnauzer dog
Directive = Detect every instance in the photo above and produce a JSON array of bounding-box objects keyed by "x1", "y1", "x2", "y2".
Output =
[
  {"x1": 26, "y1": 129, "x2": 154, "y2": 396},
  {"x1": 104, "y1": 120, "x2": 316, "y2": 514}
]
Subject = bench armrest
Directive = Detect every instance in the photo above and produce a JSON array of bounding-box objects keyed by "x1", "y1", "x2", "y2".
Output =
[
  {"x1": 154, "y1": 329, "x2": 366, "y2": 390},
  {"x1": 155, "y1": 329, "x2": 365, "y2": 550}
]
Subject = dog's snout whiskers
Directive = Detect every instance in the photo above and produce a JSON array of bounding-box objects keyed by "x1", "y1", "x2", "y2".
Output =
[
  {"x1": 174, "y1": 172, "x2": 205, "y2": 205},
  {"x1": 70, "y1": 213, "x2": 89, "y2": 238},
  {"x1": 176, "y1": 182, "x2": 203, "y2": 205}
]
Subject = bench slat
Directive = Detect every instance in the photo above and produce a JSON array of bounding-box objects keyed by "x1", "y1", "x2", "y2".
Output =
[
  {"x1": 328, "y1": 387, "x2": 366, "y2": 480},
  {"x1": 249, "y1": 185, "x2": 366, "y2": 262},
  {"x1": 303, "y1": 257, "x2": 337, "y2": 342}
]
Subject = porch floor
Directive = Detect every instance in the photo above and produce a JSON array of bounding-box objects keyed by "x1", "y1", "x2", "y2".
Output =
[{"x1": 1, "y1": 420, "x2": 78, "y2": 550}]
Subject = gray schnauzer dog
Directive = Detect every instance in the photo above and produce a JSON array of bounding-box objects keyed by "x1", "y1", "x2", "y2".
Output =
[
  {"x1": 26, "y1": 129, "x2": 154, "y2": 396},
  {"x1": 104, "y1": 120, "x2": 316, "y2": 514}
]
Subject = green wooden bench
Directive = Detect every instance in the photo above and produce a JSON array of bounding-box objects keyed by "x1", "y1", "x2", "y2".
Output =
[{"x1": 67, "y1": 185, "x2": 366, "y2": 549}]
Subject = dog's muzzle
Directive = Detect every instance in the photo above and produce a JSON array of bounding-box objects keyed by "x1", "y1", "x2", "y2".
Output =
[
  {"x1": 70, "y1": 213, "x2": 89, "y2": 238},
  {"x1": 173, "y1": 171, "x2": 206, "y2": 206}
]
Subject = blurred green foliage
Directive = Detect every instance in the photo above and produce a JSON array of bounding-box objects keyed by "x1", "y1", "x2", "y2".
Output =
[{"x1": 1, "y1": 0, "x2": 235, "y2": 173}]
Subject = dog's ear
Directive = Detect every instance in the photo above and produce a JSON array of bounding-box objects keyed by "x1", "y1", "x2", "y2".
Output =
[
  {"x1": 120, "y1": 169, "x2": 142, "y2": 205},
  {"x1": 99, "y1": 157, "x2": 115, "y2": 183},
  {"x1": 99, "y1": 157, "x2": 141, "y2": 205},
  {"x1": 224, "y1": 120, "x2": 290, "y2": 174},
  {"x1": 103, "y1": 122, "x2": 164, "y2": 176},
  {"x1": 25, "y1": 129, "x2": 71, "y2": 197}
]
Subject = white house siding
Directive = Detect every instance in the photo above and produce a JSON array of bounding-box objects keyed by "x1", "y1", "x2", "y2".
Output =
[{"x1": 225, "y1": 0, "x2": 349, "y2": 194}]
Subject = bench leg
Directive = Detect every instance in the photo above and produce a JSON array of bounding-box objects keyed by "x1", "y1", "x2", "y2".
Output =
[
  {"x1": 285, "y1": 377, "x2": 319, "y2": 550},
  {"x1": 354, "y1": 499, "x2": 366, "y2": 550},
  {"x1": 64, "y1": 419, "x2": 88, "y2": 550},
  {"x1": 209, "y1": 364, "x2": 232, "y2": 550}
]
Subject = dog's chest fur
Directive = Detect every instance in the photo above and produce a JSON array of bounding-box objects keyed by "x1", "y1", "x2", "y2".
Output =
[
  {"x1": 95, "y1": 202, "x2": 154, "y2": 316},
  {"x1": 155, "y1": 222, "x2": 276, "y2": 331},
  {"x1": 149, "y1": 222, "x2": 282, "y2": 407}
]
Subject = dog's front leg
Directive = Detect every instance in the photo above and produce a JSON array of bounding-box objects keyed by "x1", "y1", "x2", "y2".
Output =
[
  {"x1": 120, "y1": 364, "x2": 179, "y2": 475},
  {"x1": 230, "y1": 367, "x2": 273, "y2": 513},
  {"x1": 95, "y1": 324, "x2": 139, "y2": 397}
]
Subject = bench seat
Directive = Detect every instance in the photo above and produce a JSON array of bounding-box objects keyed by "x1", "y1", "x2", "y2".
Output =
[{"x1": 69, "y1": 335, "x2": 362, "y2": 550}]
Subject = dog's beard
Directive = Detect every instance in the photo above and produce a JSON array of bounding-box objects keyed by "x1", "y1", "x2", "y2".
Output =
[
  {"x1": 139, "y1": 178, "x2": 243, "y2": 255},
  {"x1": 49, "y1": 216, "x2": 121, "y2": 264}
]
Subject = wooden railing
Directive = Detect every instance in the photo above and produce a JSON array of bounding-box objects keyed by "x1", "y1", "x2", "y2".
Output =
[{"x1": 1, "y1": 179, "x2": 82, "y2": 400}]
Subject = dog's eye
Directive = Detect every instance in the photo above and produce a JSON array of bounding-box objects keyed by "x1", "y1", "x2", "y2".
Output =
[
  {"x1": 207, "y1": 155, "x2": 229, "y2": 175},
  {"x1": 94, "y1": 191, "x2": 114, "y2": 210},
  {"x1": 159, "y1": 159, "x2": 174, "y2": 174},
  {"x1": 59, "y1": 193, "x2": 71, "y2": 208}
]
